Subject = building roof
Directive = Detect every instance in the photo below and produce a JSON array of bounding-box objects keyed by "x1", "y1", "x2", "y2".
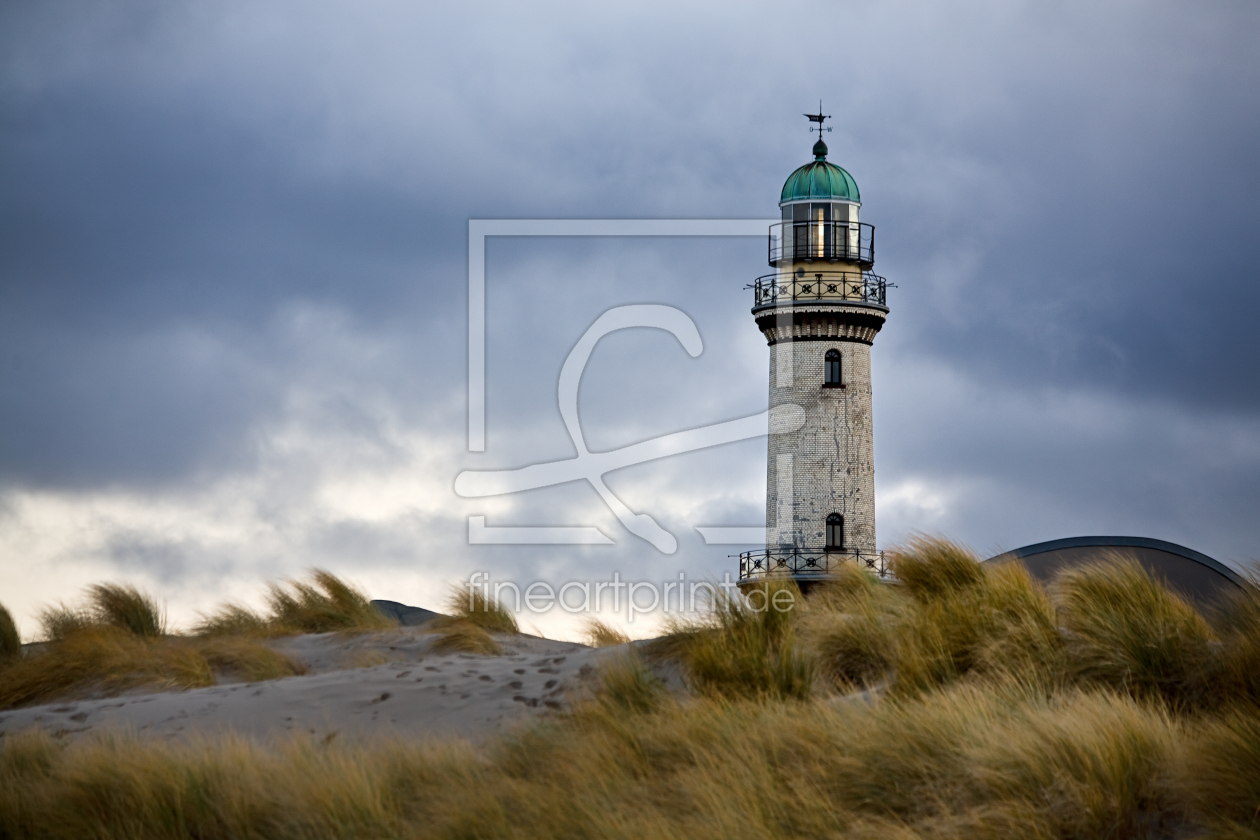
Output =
[
  {"x1": 983, "y1": 535, "x2": 1250, "y2": 609},
  {"x1": 780, "y1": 139, "x2": 860, "y2": 204}
]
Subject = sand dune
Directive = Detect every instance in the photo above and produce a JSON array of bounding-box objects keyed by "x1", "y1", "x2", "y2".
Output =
[{"x1": 0, "y1": 627, "x2": 622, "y2": 743}]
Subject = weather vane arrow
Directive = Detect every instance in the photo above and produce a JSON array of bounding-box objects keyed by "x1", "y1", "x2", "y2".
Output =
[{"x1": 805, "y1": 100, "x2": 831, "y2": 136}]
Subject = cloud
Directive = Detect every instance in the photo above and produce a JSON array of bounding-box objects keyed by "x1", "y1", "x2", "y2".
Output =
[{"x1": 1, "y1": 0, "x2": 1258, "y2": 636}]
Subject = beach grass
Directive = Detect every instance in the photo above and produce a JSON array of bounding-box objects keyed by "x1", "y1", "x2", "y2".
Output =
[
  {"x1": 0, "y1": 682, "x2": 1226, "y2": 840},
  {"x1": 442, "y1": 585, "x2": 520, "y2": 634},
  {"x1": 0, "y1": 627, "x2": 306, "y2": 710},
  {"x1": 1178, "y1": 708, "x2": 1260, "y2": 838},
  {"x1": 36, "y1": 604, "x2": 93, "y2": 642},
  {"x1": 85, "y1": 583, "x2": 166, "y2": 637},
  {"x1": 263, "y1": 569, "x2": 397, "y2": 634},
  {"x1": 2, "y1": 539, "x2": 1259, "y2": 838},
  {"x1": 0, "y1": 569, "x2": 390, "y2": 709},
  {"x1": 592, "y1": 650, "x2": 666, "y2": 714},
  {"x1": 0, "y1": 603, "x2": 20, "y2": 661},
  {"x1": 191, "y1": 603, "x2": 271, "y2": 637},
  {"x1": 581, "y1": 617, "x2": 632, "y2": 647},
  {"x1": 427, "y1": 620, "x2": 503, "y2": 656},
  {"x1": 36, "y1": 584, "x2": 167, "y2": 642},
  {"x1": 417, "y1": 584, "x2": 520, "y2": 654},
  {"x1": 1206, "y1": 576, "x2": 1260, "y2": 706},
  {"x1": 651, "y1": 576, "x2": 814, "y2": 700},
  {"x1": 1054, "y1": 554, "x2": 1217, "y2": 709},
  {"x1": 194, "y1": 569, "x2": 397, "y2": 636}
]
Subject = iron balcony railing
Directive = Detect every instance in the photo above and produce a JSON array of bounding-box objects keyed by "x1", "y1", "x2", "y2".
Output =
[
  {"x1": 739, "y1": 547, "x2": 892, "y2": 582},
  {"x1": 768, "y1": 221, "x2": 875, "y2": 266},
  {"x1": 750, "y1": 271, "x2": 889, "y2": 308}
]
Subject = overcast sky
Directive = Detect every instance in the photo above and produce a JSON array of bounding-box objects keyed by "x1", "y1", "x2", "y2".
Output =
[{"x1": 2, "y1": 1, "x2": 1258, "y2": 639}]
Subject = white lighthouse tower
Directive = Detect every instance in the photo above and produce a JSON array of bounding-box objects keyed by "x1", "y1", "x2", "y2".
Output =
[{"x1": 740, "y1": 112, "x2": 892, "y2": 586}]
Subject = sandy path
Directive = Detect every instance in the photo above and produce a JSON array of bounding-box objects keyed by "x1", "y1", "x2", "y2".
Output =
[{"x1": 0, "y1": 628, "x2": 618, "y2": 744}]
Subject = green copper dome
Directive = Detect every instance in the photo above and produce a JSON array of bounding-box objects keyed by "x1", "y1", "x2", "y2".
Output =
[{"x1": 780, "y1": 140, "x2": 860, "y2": 204}]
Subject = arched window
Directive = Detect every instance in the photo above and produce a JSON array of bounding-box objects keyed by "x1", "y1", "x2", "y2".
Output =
[
  {"x1": 824, "y1": 349, "x2": 842, "y2": 388},
  {"x1": 826, "y1": 514, "x2": 844, "y2": 550}
]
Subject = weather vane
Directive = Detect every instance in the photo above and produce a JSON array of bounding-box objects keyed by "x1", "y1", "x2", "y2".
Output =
[{"x1": 805, "y1": 101, "x2": 832, "y2": 137}]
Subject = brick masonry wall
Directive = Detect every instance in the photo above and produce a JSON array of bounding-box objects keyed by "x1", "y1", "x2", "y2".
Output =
[{"x1": 763, "y1": 338, "x2": 876, "y2": 553}]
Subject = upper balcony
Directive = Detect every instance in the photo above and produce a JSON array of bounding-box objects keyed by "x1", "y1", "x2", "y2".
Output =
[
  {"x1": 768, "y1": 221, "x2": 875, "y2": 267},
  {"x1": 750, "y1": 270, "x2": 889, "y2": 309}
]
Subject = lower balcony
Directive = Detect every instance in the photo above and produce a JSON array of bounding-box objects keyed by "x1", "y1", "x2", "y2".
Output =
[{"x1": 738, "y1": 547, "x2": 892, "y2": 582}]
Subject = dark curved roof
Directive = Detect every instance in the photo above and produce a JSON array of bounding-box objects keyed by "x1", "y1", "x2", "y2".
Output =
[
  {"x1": 984, "y1": 536, "x2": 1250, "y2": 608},
  {"x1": 371, "y1": 599, "x2": 440, "y2": 626}
]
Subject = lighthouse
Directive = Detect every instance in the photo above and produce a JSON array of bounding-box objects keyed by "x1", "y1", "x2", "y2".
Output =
[{"x1": 740, "y1": 112, "x2": 892, "y2": 586}]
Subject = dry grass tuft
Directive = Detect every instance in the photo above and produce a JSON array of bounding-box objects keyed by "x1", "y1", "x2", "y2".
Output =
[
  {"x1": 810, "y1": 561, "x2": 884, "y2": 605},
  {"x1": 807, "y1": 596, "x2": 897, "y2": 690},
  {"x1": 0, "y1": 627, "x2": 213, "y2": 709},
  {"x1": 194, "y1": 570, "x2": 396, "y2": 636},
  {"x1": 86, "y1": 582, "x2": 166, "y2": 637},
  {"x1": 1055, "y1": 554, "x2": 1216, "y2": 708},
  {"x1": 971, "y1": 562, "x2": 1066, "y2": 685},
  {"x1": 1209, "y1": 578, "x2": 1260, "y2": 706},
  {"x1": 0, "y1": 603, "x2": 20, "y2": 660},
  {"x1": 890, "y1": 536, "x2": 986, "y2": 601},
  {"x1": 657, "y1": 577, "x2": 814, "y2": 700},
  {"x1": 966, "y1": 688, "x2": 1182, "y2": 838},
  {"x1": 892, "y1": 560, "x2": 1066, "y2": 696},
  {"x1": 1179, "y1": 709, "x2": 1260, "y2": 836},
  {"x1": 194, "y1": 637, "x2": 307, "y2": 683},
  {"x1": 428, "y1": 621, "x2": 503, "y2": 656},
  {"x1": 0, "y1": 628, "x2": 306, "y2": 710},
  {"x1": 443, "y1": 585, "x2": 519, "y2": 634},
  {"x1": 581, "y1": 617, "x2": 631, "y2": 647},
  {"x1": 592, "y1": 651, "x2": 667, "y2": 714},
  {"x1": 0, "y1": 570, "x2": 393, "y2": 710},
  {"x1": 265, "y1": 569, "x2": 397, "y2": 634},
  {"x1": 801, "y1": 566, "x2": 901, "y2": 690},
  {"x1": 37, "y1": 604, "x2": 91, "y2": 642},
  {"x1": 657, "y1": 541, "x2": 1221, "y2": 707},
  {"x1": 192, "y1": 603, "x2": 270, "y2": 637},
  {"x1": 35, "y1": 584, "x2": 167, "y2": 641}
]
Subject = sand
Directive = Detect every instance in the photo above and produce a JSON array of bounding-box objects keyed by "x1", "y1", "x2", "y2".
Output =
[{"x1": 0, "y1": 627, "x2": 633, "y2": 744}]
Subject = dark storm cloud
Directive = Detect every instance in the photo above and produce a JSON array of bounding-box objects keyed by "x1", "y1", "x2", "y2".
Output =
[
  {"x1": 0, "y1": 14, "x2": 466, "y2": 485},
  {"x1": 0, "y1": 0, "x2": 1257, "y2": 589},
  {"x1": 853, "y1": 3, "x2": 1260, "y2": 412}
]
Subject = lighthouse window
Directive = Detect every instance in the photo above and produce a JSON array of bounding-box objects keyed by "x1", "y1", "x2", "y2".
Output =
[
  {"x1": 826, "y1": 514, "x2": 844, "y2": 550},
  {"x1": 824, "y1": 349, "x2": 842, "y2": 387}
]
